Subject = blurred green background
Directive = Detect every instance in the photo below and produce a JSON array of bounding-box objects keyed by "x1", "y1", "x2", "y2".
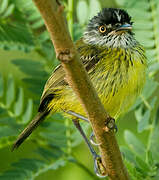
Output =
[{"x1": 0, "y1": 0, "x2": 159, "y2": 179}]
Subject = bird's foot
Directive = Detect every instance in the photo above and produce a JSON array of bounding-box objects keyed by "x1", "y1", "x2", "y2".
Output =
[
  {"x1": 104, "y1": 117, "x2": 118, "y2": 133},
  {"x1": 90, "y1": 132, "x2": 101, "y2": 146},
  {"x1": 94, "y1": 154, "x2": 107, "y2": 178}
]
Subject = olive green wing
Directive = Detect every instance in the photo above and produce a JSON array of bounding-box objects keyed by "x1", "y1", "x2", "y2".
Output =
[
  {"x1": 76, "y1": 38, "x2": 101, "y2": 72},
  {"x1": 38, "y1": 64, "x2": 67, "y2": 111},
  {"x1": 38, "y1": 38, "x2": 102, "y2": 112}
]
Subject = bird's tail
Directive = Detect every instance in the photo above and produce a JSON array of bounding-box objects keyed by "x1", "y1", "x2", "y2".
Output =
[{"x1": 12, "y1": 111, "x2": 49, "y2": 151}]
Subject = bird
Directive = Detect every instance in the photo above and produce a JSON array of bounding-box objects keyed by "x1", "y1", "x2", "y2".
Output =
[{"x1": 12, "y1": 7, "x2": 147, "y2": 176}]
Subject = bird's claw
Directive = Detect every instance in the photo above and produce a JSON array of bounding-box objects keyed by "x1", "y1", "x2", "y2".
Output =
[
  {"x1": 104, "y1": 117, "x2": 118, "y2": 133},
  {"x1": 94, "y1": 155, "x2": 107, "y2": 178},
  {"x1": 90, "y1": 132, "x2": 101, "y2": 146}
]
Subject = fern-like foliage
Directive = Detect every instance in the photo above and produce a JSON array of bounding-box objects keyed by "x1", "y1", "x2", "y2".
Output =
[
  {"x1": 12, "y1": 59, "x2": 49, "y2": 95},
  {"x1": 0, "y1": 0, "x2": 15, "y2": 19},
  {"x1": 0, "y1": 0, "x2": 35, "y2": 52},
  {"x1": 121, "y1": 130, "x2": 158, "y2": 179},
  {"x1": 0, "y1": 23, "x2": 35, "y2": 52},
  {"x1": 0, "y1": 73, "x2": 33, "y2": 149},
  {"x1": 0, "y1": 72, "x2": 89, "y2": 179},
  {"x1": 0, "y1": 157, "x2": 66, "y2": 180},
  {"x1": 0, "y1": 0, "x2": 51, "y2": 52}
]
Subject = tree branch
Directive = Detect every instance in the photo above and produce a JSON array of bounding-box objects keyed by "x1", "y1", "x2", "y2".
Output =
[{"x1": 33, "y1": 0, "x2": 130, "y2": 179}]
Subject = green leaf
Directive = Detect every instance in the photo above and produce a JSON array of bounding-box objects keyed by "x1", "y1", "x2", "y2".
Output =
[
  {"x1": 0, "y1": 169, "x2": 29, "y2": 180},
  {"x1": 0, "y1": 116, "x2": 15, "y2": 124},
  {"x1": 30, "y1": 18, "x2": 44, "y2": 29},
  {"x1": 0, "y1": 158, "x2": 46, "y2": 180},
  {"x1": 148, "y1": 62, "x2": 159, "y2": 74},
  {"x1": 120, "y1": 146, "x2": 136, "y2": 164},
  {"x1": 0, "y1": 157, "x2": 66, "y2": 180},
  {"x1": 41, "y1": 121, "x2": 66, "y2": 133},
  {"x1": 1, "y1": 4, "x2": 15, "y2": 18},
  {"x1": 76, "y1": 0, "x2": 88, "y2": 25},
  {"x1": 5, "y1": 74, "x2": 15, "y2": 108},
  {"x1": 40, "y1": 132, "x2": 67, "y2": 148},
  {"x1": 88, "y1": 0, "x2": 101, "y2": 19},
  {"x1": 146, "y1": 49, "x2": 157, "y2": 63},
  {"x1": 12, "y1": 158, "x2": 45, "y2": 172},
  {"x1": 142, "y1": 78, "x2": 158, "y2": 100},
  {"x1": 0, "y1": 23, "x2": 35, "y2": 52},
  {"x1": 0, "y1": 0, "x2": 8, "y2": 14},
  {"x1": 138, "y1": 110, "x2": 150, "y2": 132},
  {"x1": 36, "y1": 146, "x2": 63, "y2": 161},
  {"x1": 131, "y1": 78, "x2": 158, "y2": 110},
  {"x1": 124, "y1": 130, "x2": 146, "y2": 159},
  {"x1": 135, "y1": 107, "x2": 150, "y2": 132},
  {"x1": 135, "y1": 107, "x2": 142, "y2": 123},
  {"x1": 124, "y1": 160, "x2": 143, "y2": 180},
  {"x1": 22, "y1": 99, "x2": 33, "y2": 123},
  {"x1": 12, "y1": 59, "x2": 48, "y2": 77},
  {"x1": 14, "y1": 88, "x2": 24, "y2": 116},
  {"x1": 0, "y1": 125, "x2": 17, "y2": 138},
  {"x1": 136, "y1": 156, "x2": 150, "y2": 173},
  {"x1": 38, "y1": 31, "x2": 50, "y2": 42},
  {"x1": 27, "y1": 13, "x2": 41, "y2": 22},
  {"x1": 22, "y1": 78, "x2": 46, "y2": 94}
]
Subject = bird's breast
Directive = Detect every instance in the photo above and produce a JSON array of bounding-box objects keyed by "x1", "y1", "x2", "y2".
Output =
[{"x1": 90, "y1": 47, "x2": 147, "y2": 118}]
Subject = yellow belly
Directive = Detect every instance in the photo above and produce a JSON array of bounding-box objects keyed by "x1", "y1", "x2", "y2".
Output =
[{"x1": 48, "y1": 48, "x2": 146, "y2": 119}]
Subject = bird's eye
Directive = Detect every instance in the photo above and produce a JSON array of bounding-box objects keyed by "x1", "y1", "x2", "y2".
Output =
[{"x1": 99, "y1": 25, "x2": 106, "y2": 33}]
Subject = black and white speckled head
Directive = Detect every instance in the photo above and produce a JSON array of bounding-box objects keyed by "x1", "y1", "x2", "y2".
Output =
[{"x1": 83, "y1": 8, "x2": 137, "y2": 48}]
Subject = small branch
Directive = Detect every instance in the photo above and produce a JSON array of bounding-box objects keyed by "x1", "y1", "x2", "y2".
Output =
[{"x1": 33, "y1": 0, "x2": 130, "y2": 179}]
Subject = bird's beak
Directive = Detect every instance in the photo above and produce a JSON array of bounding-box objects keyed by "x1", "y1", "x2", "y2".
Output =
[{"x1": 115, "y1": 24, "x2": 132, "y2": 32}]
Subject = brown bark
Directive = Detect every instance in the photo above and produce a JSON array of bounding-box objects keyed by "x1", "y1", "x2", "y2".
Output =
[{"x1": 33, "y1": 0, "x2": 130, "y2": 179}]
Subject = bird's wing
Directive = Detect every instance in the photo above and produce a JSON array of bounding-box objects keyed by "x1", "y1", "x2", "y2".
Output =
[
  {"x1": 39, "y1": 38, "x2": 102, "y2": 112},
  {"x1": 76, "y1": 38, "x2": 101, "y2": 72},
  {"x1": 38, "y1": 64, "x2": 67, "y2": 111}
]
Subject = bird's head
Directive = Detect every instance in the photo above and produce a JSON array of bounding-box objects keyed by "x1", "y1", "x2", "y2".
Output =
[{"x1": 83, "y1": 8, "x2": 137, "y2": 49}]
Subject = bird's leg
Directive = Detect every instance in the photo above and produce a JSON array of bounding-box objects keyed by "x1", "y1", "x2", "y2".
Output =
[
  {"x1": 65, "y1": 110, "x2": 117, "y2": 144},
  {"x1": 90, "y1": 132, "x2": 101, "y2": 146},
  {"x1": 65, "y1": 111, "x2": 118, "y2": 177},
  {"x1": 64, "y1": 110, "x2": 89, "y2": 123},
  {"x1": 72, "y1": 119, "x2": 107, "y2": 178},
  {"x1": 64, "y1": 111, "x2": 101, "y2": 145}
]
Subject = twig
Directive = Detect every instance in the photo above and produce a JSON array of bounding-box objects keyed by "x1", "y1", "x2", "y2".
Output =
[{"x1": 32, "y1": 0, "x2": 130, "y2": 179}]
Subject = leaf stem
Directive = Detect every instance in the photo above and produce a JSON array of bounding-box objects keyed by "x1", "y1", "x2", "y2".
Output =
[
  {"x1": 140, "y1": 95, "x2": 151, "y2": 110},
  {"x1": 146, "y1": 98, "x2": 159, "y2": 163},
  {"x1": 67, "y1": 0, "x2": 74, "y2": 39}
]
